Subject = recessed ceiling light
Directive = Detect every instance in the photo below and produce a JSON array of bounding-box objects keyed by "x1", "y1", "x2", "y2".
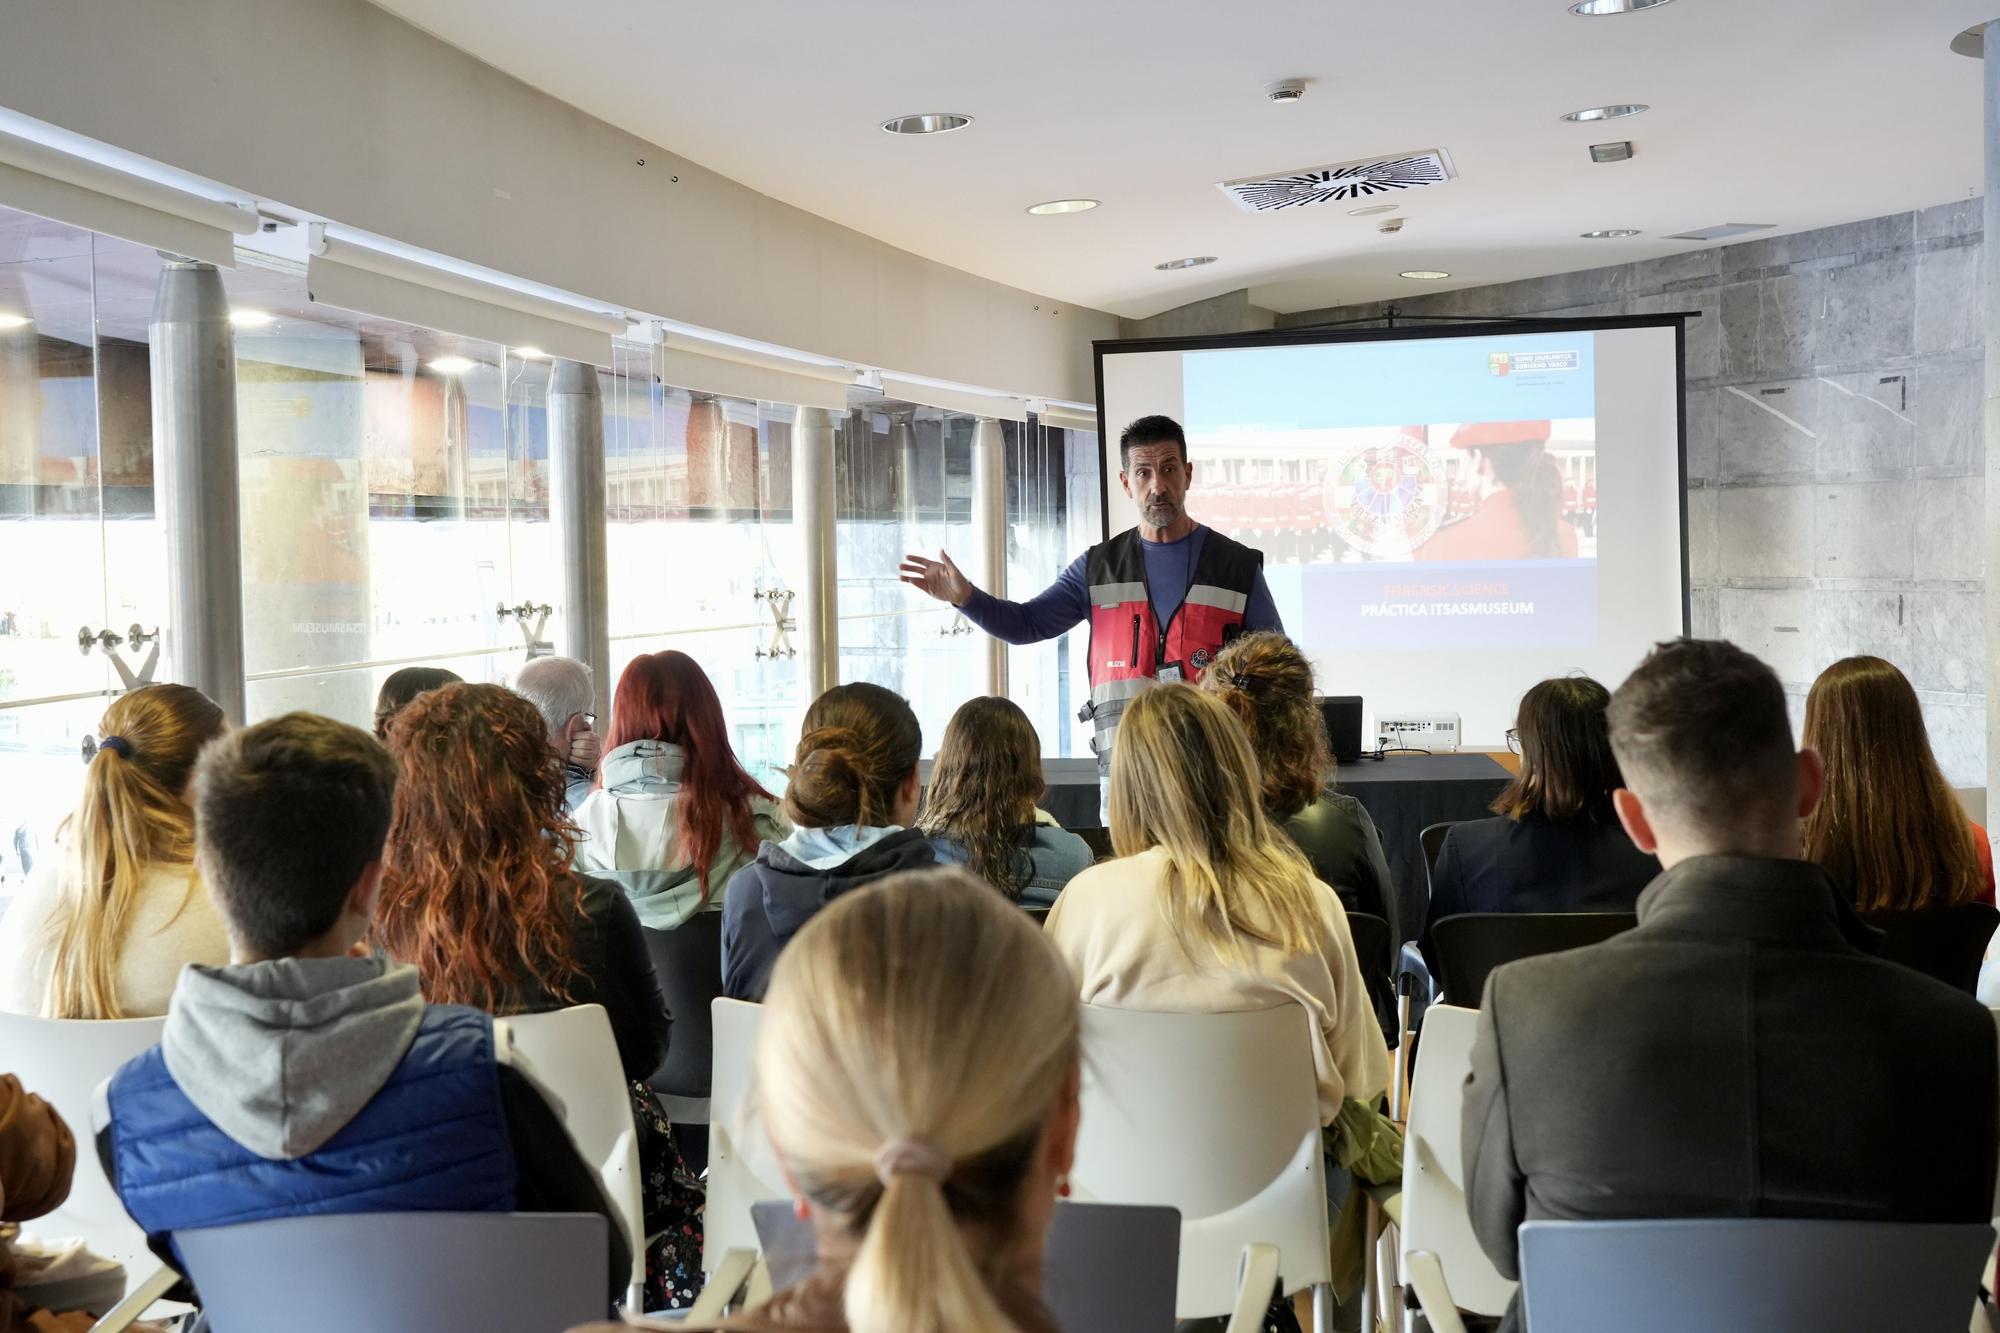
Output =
[
  {"x1": 228, "y1": 309, "x2": 274, "y2": 329},
  {"x1": 1348, "y1": 204, "x2": 1399, "y2": 217},
  {"x1": 513, "y1": 346, "x2": 547, "y2": 360},
  {"x1": 1154, "y1": 256, "x2": 1218, "y2": 271},
  {"x1": 0, "y1": 313, "x2": 30, "y2": 330},
  {"x1": 428, "y1": 355, "x2": 477, "y2": 375},
  {"x1": 1581, "y1": 229, "x2": 1642, "y2": 238},
  {"x1": 1399, "y1": 270, "x2": 1451, "y2": 280},
  {"x1": 1570, "y1": 0, "x2": 1674, "y2": 13},
  {"x1": 1562, "y1": 104, "x2": 1648, "y2": 123},
  {"x1": 881, "y1": 113, "x2": 972, "y2": 135},
  {"x1": 1027, "y1": 199, "x2": 1100, "y2": 216}
]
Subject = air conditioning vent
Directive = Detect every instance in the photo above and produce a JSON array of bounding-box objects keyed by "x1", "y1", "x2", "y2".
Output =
[{"x1": 1218, "y1": 149, "x2": 1456, "y2": 214}]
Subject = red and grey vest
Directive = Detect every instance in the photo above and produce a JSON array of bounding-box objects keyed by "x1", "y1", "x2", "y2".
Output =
[{"x1": 1080, "y1": 526, "x2": 1264, "y2": 768}]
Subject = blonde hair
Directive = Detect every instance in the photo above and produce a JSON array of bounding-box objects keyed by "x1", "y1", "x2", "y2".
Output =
[
  {"x1": 754, "y1": 868, "x2": 1079, "y2": 1333},
  {"x1": 1203, "y1": 632, "x2": 1331, "y2": 819},
  {"x1": 42, "y1": 684, "x2": 226, "y2": 1018},
  {"x1": 1108, "y1": 682, "x2": 1324, "y2": 962}
]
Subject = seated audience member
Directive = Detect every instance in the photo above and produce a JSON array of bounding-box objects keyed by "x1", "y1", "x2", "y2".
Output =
[
  {"x1": 373, "y1": 683, "x2": 671, "y2": 1082},
  {"x1": 373, "y1": 683, "x2": 700, "y2": 1306},
  {"x1": 1203, "y1": 632, "x2": 1397, "y2": 932},
  {"x1": 572, "y1": 651, "x2": 785, "y2": 929},
  {"x1": 917, "y1": 697, "x2": 1091, "y2": 908},
  {"x1": 1462, "y1": 639, "x2": 1999, "y2": 1333},
  {"x1": 1803, "y1": 655, "x2": 1993, "y2": 908},
  {"x1": 581, "y1": 868, "x2": 1078, "y2": 1333},
  {"x1": 3, "y1": 1074, "x2": 97, "y2": 1332},
  {"x1": 721, "y1": 683, "x2": 934, "y2": 1001},
  {"x1": 371, "y1": 664, "x2": 460, "y2": 740},
  {"x1": 0, "y1": 685, "x2": 230, "y2": 1018},
  {"x1": 101, "y1": 713, "x2": 629, "y2": 1303},
  {"x1": 513, "y1": 655, "x2": 604, "y2": 814},
  {"x1": 1423, "y1": 674, "x2": 1658, "y2": 968}
]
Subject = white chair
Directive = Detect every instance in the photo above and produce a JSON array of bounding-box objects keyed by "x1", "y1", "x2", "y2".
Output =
[
  {"x1": 703, "y1": 998, "x2": 788, "y2": 1291},
  {"x1": 1518, "y1": 1217, "x2": 1996, "y2": 1333},
  {"x1": 0, "y1": 1012, "x2": 164, "y2": 1279},
  {"x1": 504, "y1": 1004, "x2": 645, "y2": 1312},
  {"x1": 1069, "y1": 1003, "x2": 1332, "y2": 1328},
  {"x1": 1397, "y1": 1003, "x2": 1514, "y2": 1333}
]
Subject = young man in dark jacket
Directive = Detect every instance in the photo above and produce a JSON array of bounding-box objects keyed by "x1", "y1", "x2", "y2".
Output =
[
  {"x1": 98, "y1": 713, "x2": 630, "y2": 1305},
  {"x1": 1462, "y1": 640, "x2": 1999, "y2": 1333}
]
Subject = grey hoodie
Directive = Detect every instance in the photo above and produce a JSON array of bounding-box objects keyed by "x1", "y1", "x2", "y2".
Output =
[{"x1": 160, "y1": 956, "x2": 426, "y2": 1161}]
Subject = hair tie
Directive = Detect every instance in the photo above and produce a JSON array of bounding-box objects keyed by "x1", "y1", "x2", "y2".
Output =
[
  {"x1": 1229, "y1": 670, "x2": 1254, "y2": 691},
  {"x1": 99, "y1": 735, "x2": 133, "y2": 759},
  {"x1": 873, "y1": 1137, "x2": 952, "y2": 1187}
]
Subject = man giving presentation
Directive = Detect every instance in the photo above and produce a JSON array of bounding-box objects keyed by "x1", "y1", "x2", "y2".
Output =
[{"x1": 900, "y1": 414, "x2": 1283, "y2": 768}]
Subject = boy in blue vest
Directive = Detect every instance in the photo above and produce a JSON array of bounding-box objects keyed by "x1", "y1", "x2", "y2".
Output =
[{"x1": 97, "y1": 712, "x2": 630, "y2": 1304}]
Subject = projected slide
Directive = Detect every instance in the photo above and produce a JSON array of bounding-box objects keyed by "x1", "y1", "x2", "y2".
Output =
[
  {"x1": 1182, "y1": 332, "x2": 1598, "y2": 653},
  {"x1": 1097, "y1": 319, "x2": 1686, "y2": 748}
]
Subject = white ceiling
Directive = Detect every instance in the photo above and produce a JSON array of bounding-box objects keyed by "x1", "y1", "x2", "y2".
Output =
[{"x1": 371, "y1": 0, "x2": 1993, "y2": 320}]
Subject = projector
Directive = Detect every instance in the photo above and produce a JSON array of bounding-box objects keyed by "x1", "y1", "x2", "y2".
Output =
[{"x1": 1375, "y1": 712, "x2": 1461, "y2": 752}]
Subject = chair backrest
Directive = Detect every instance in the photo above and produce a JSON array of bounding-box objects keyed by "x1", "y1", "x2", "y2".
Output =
[
  {"x1": 0, "y1": 1011, "x2": 166, "y2": 1274},
  {"x1": 176, "y1": 1211, "x2": 608, "y2": 1333},
  {"x1": 1076, "y1": 827, "x2": 1115, "y2": 861},
  {"x1": 1070, "y1": 1003, "x2": 1328, "y2": 1319},
  {"x1": 1864, "y1": 903, "x2": 2000, "y2": 995},
  {"x1": 502, "y1": 1004, "x2": 643, "y2": 1303},
  {"x1": 641, "y1": 911, "x2": 725, "y2": 1099},
  {"x1": 1024, "y1": 905, "x2": 1051, "y2": 926},
  {"x1": 706, "y1": 996, "x2": 790, "y2": 1269},
  {"x1": 751, "y1": 1198, "x2": 1181, "y2": 1333},
  {"x1": 1518, "y1": 1218, "x2": 1996, "y2": 1333},
  {"x1": 1346, "y1": 910, "x2": 1394, "y2": 1033},
  {"x1": 1419, "y1": 821, "x2": 1456, "y2": 877},
  {"x1": 1431, "y1": 911, "x2": 1637, "y2": 1004},
  {"x1": 1398, "y1": 1004, "x2": 1516, "y2": 1316}
]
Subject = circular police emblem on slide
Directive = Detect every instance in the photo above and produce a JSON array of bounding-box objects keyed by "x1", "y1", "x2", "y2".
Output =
[
  {"x1": 1326, "y1": 441, "x2": 1443, "y2": 558},
  {"x1": 1190, "y1": 647, "x2": 1213, "y2": 670}
]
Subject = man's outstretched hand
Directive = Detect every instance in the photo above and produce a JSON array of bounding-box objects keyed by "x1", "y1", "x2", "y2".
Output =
[{"x1": 899, "y1": 550, "x2": 974, "y2": 607}]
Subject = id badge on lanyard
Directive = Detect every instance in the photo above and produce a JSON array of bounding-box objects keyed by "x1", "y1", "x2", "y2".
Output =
[{"x1": 1155, "y1": 662, "x2": 1185, "y2": 683}]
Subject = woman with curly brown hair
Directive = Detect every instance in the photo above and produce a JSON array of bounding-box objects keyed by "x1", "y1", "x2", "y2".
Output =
[
  {"x1": 1203, "y1": 632, "x2": 1398, "y2": 937},
  {"x1": 917, "y1": 697, "x2": 1091, "y2": 908}
]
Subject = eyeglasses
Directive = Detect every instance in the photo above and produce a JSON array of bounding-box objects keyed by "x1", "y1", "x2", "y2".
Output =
[{"x1": 1505, "y1": 727, "x2": 1521, "y2": 754}]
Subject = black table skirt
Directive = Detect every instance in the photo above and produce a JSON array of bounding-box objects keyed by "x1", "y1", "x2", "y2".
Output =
[{"x1": 1019, "y1": 752, "x2": 1513, "y2": 943}]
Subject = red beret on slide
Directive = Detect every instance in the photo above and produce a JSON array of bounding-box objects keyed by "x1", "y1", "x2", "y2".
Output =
[{"x1": 1450, "y1": 420, "x2": 1552, "y2": 450}]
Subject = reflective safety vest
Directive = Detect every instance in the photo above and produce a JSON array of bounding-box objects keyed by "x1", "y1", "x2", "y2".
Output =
[{"x1": 1079, "y1": 526, "x2": 1264, "y2": 769}]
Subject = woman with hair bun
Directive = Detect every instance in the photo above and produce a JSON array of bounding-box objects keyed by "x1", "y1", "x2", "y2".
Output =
[
  {"x1": 720, "y1": 683, "x2": 934, "y2": 1001},
  {"x1": 0, "y1": 684, "x2": 230, "y2": 1018}
]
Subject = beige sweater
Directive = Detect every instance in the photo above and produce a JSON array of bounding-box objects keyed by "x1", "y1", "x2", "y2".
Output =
[
  {"x1": 1045, "y1": 845, "x2": 1390, "y2": 1123},
  {"x1": 0, "y1": 859, "x2": 230, "y2": 1018}
]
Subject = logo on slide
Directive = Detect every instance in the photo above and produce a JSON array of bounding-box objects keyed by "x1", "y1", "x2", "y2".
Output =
[
  {"x1": 1489, "y1": 352, "x2": 1511, "y2": 376},
  {"x1": 1328, "y1": 438, "x2": 1444, "y2": 558}
]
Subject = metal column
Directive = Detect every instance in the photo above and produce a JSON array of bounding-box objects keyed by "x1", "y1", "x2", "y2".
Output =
[
  {"x1": 151, "y1": 258, "x2": 244, "y2": 722},
  {"x1": 549, "y1": 359, "x2": 610, "y2": 711},
  {"x1": 1985, "y1": 19, "x2": 2000, "y2": 835},
  {"x1": 889, "y1": 409, "x2": 918, "y2": 520},
  {"x1": 971, "y1": 416, "x2": 1008, "y2": 695},
  {"x1": 794, "y1": 406, "x2": 840, "y2": 698}
]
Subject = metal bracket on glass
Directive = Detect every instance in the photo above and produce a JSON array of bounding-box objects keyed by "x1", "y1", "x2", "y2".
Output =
[
  {"x1": 940, "y1": 612, "x2": 974, "y2": 638},
  {"x1": 76, "y1": 623, "x2": 161, "y2": 691},
  {"x1": 753, "y1": 588, "x2": 796, "y2": 660},
  {"x1": 497, "y1": 602, "x2": 555, "y2": 658}
]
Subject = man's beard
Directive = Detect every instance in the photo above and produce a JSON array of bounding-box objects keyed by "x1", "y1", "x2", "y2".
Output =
[{"x1": 1143, "y1": 499, "x2": 1180, "y2": 526}]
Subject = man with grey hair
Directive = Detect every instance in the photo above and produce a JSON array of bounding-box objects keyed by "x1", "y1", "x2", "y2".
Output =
[{"x1": 512, "y1": 655, "x2": 600, "y2": 812}]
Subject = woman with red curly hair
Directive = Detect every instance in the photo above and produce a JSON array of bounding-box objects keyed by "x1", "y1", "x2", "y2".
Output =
[
  {"x1": 573, "y1": 650, "x2": 786, "y2": 930},
  {"x1": 374, "y1": 682, "x2": 703, "y2": 1308}
]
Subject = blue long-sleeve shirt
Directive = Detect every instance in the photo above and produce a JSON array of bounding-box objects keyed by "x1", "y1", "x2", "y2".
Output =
[{"x1": 960, "y1": 525, "x2": 1283, "y2": 646}]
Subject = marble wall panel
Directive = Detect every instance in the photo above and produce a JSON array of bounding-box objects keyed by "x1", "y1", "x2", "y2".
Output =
[
  {"x1": 1816, "y1": 256, "x2": 1915, "y2": 370},
  {"x1": 1814, "y1": 371, "x2": 1914, "y2": 478},
  {"x1": 1911, "y1": 475, "x2": 1986, "y2": 583},
  {"x1": 1719, "y1": 272, "x2": 1821, "y2": 381},
  {"x1": 1720, "y1": 587, "x2": 1815, "y2": 687},
  {"x1": 1912, "y1": 357, "x2": 1983, "y2": 472},
  {"x1": 1915, "y1": 243, "x2": 1983, "y2": 356},
  {"x1": 1717, "y1": 484, "x2": 1814, "y2": 580},
  {"x1": 1812, "y1": 481, "x2": 1915, "y2": 580},
  {"x1": 1718, "y1": 378, "x2": 1821, "y2": 479}
]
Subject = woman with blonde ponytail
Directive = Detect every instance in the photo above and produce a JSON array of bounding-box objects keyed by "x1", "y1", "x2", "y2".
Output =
[
  {"x1": 683, "y1": 867, "x2": 1077, "y2": 1333},
  {"x1": 0, "y1": 684, "x2": 230, "y2": 1018},
  {"x1": 720, "y1": 683, "x2": 934, "y2": 1001}
]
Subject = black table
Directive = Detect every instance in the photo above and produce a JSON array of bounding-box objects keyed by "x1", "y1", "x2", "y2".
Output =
[{"x1": 1029, "y1": 751, "x2": 1513, "y2": 943}]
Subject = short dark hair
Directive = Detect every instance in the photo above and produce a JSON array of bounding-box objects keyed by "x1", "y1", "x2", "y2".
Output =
[
  {"x1": 1607, "y1": 639, "x2": 1796, "y2": 837},
  {"x1": 1119, "y1": 414, "x2": 1188, "y2": 470},
  {"x1": 1493, "y1": 675, "x2": 1622, "y2": 824},
  {"x1": 195, "y1": 712, "x2": 399, "y2": 957}
]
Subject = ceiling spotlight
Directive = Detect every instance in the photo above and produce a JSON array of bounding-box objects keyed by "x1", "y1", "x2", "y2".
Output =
[
  {"x1": 1589, "y1": 141, "x2": 1635, "y2": 163},
  {"x1": 1026, "y1": 199, "x2": 1100, "y2": 216},
  {"x1": 513, "y1": 346, "x2": 547, "y2": 360},
  {"x1": 881, "y1": 113, "x2": 973, "y2": 135},
  {"x1": 1562, "y1": 104, "x2": 1648, "y2": 123},
  {"x1": 1399, "y1": 270, "x2": 1451, "y2": 281},
  {"x1": 1265, "y1": 79, "x2": 1307, "y2": 104},
  {"x1": 427, "y1": 355, "x2": 477, "y2": 375},
  {"x1": 1155, "y1": 256, "x2": 1218, "y2": 271},
  {"x1": 228, "y1": 309, "x2": 274, "y2": 329},
  {"x1": 1348, "y1": 204, "x2": 1398, "y2": 217},
  {"x1": 1570, "y1": 0, "x2": 1675, "y2": 11},
  {"x1": 1581, "y1": 229, "x2": 1642, "y2": 238},
  {"x1": 0, "y1": 313, "x2": 30, "y2": 330}
]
